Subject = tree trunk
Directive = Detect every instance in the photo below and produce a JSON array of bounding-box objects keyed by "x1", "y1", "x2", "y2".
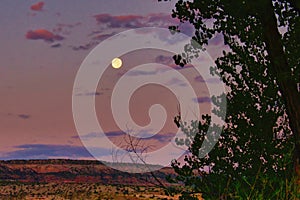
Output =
[{"x1": 259, "y1": 0, "x2": 300, "y2": 181}]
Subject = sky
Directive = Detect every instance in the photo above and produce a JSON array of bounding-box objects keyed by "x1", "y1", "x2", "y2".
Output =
[{"x1": 0, "y1": 0, "x2": 226, "y2": 167}]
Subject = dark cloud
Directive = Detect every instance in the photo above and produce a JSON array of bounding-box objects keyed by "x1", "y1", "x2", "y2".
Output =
[
  {"x1": 155, "y1": 55, "x2": 174, "y2": 65},
  {"x1": 87, "y1": 30, "x2": 102, "y2": 36},
  {"x1": 86, "y1": 92, "x2": 102, "y2": 96},
  {"x1": 73, "y1": 132, "x2": 100, "y2": 139},
  {"x1": 52, "y1": 22, "x2": 82, "y2": 35},
  {"x1": 56, "y1": 22, "x2": 82, "y2": 29},
  {"x1": 70, "y1": 28, "x2": 110, "y2": 50},
  {"x1": 75, "y1": 91, "x2": 103, "y2": 96},
  {"x1": 195, "y1": 76, "x2": 221, "y2": 84},
  {"x1": 147, "y1": 13, "x2": 193, "y2": 35},
  {"x1": 30, "y1": 2, "x2": 44, "y2": 11},
  {"x1": 145, "y1": 13, "x2": 179, "y2": 27},
  {"x1": 126, "y1": 70, "x2": 157, "y2": 76},
  {"x1": 81, "y1": 13, "x2": 187, "y2": 52},
  {"x1": 71, "y1": 41, "x2": 98, "y2": 51},
  {"x1": 193, "y1": 97, "x2": 211, "y2": 103},
  {"x1": 73, "y1": 131, "x2": 125, "y2": 140},
  {"x1": 94, "y1": 14, "x2": 144, "y2": 29},
  {"x1": 194, "y1": 75, "x2": 205, "y2": 82},
  {"x1": 105, "y1": 131, "x2": 125, "y2": 137},
  {"x1": 18, "y1": 114, "x2": 30, "y2": 119},
  {"x1": 26, "y1": 29, "x2": 64, "y2": 43},
  {"x1": 152, "y1": 132, "x2": 176, "y2": 143},
  {"x1": 77, "y1": 131, "x2": 174, "y2": 141},
  {"x1": 154, "y1": 56, "x2": 196, "y2": 70},
  {"x1": 104, "y1": 131, "x2": 175, "y2": 146},
  {"x1": 177, "y1": 22, "x2": 195, "y2": 36},
  {"x1": 51, "y1": 43, "x2": 61, "y2": 48},
  {"x1": 93, "y1": 13, "x2": 178, "y2": 30},
  {"x1": 174, "y1": 64, "x2": 194, "y2": 70},
  {"x1": 0, "y1": 144, "x2": 116, "y2": 160},
  {"x1": 166, "y1": 77, "x2": 188, "y2": 87},
  {"x1": 91, "y1": 32, "x2": 117, "y2": 41}
]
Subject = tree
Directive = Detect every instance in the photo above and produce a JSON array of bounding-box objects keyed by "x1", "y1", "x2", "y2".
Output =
[{"x1": 161, "y1": 0, "x2": 299, "y2": 199}]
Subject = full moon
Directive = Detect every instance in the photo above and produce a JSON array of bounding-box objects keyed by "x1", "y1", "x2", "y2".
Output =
[{"x1": 111, "y1": 58, "x2": 122, "y2": 69}]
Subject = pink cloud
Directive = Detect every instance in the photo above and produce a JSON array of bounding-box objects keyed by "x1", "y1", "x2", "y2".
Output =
[
  {"x1": 26, "y1": 29, "x2": 64, "y2": 43},
  {"x1": 30, "y1": 2, "x2": 45, "y2": 11}
]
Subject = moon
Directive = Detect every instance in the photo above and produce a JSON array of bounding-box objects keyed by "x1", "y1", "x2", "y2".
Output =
[{"x1": 111, "y1": 58, "x2": 122, "y2": 69}]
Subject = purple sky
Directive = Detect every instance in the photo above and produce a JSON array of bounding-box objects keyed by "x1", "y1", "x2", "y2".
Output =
[{"x1": 0, "y1": 1, "x2": 225, "y2": 163}]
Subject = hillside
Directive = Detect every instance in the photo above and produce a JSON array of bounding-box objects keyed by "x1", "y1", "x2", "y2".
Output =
[{"x1": 0, "y1": 159, "x2": 174, "y2": 186}]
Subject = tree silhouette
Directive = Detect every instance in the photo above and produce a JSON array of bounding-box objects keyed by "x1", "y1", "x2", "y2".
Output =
[{"x1": 163, "y1": 0, "x2": 300, "y2": 199}]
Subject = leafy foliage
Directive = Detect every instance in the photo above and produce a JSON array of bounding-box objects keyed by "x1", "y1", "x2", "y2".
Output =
[{"x1": 164, "y1": 0, "x2": 300, "y2": 199}]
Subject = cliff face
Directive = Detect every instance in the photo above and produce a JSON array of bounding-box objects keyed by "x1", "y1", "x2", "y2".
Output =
[{"x1": 0, "y1": 159, "x2": 174, "y2": 185}]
